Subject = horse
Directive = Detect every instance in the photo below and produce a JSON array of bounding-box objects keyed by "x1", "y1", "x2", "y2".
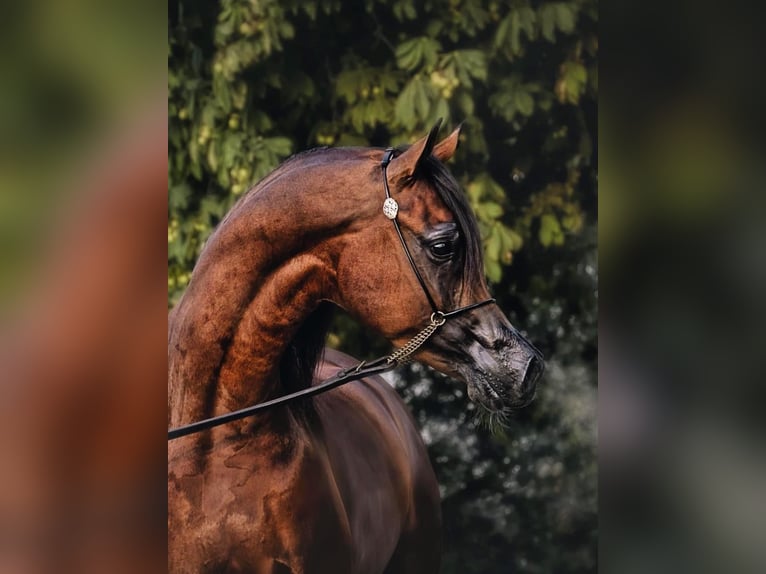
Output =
[{"x1": 168, "y1": 120, "x2": 544, "y2": 574}]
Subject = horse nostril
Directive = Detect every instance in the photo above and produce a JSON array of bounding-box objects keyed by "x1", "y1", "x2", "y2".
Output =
[{"x1": 522, "y1": 354, "x2": 544, "y2": 392}]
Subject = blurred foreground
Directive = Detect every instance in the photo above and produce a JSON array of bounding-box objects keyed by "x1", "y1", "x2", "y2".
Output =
[
  {"x1": 602, "y1": 1, "x2": 766, "y2": 572},
  {"x1": 0, "y1": 1, "x2": 166, "y2": 572}
]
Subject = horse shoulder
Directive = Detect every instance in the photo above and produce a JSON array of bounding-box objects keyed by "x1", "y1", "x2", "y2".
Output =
[
  {"x1": 312, "y1": 348, "x2": 441, "y2": 573},
  {"x1": 169, "y1": 424, "x2": 357, "y2": 574}
]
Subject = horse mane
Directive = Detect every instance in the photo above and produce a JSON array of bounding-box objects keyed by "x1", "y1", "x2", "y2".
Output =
[{"x1": 279, "y1": 301, "x2": 335, "y2": 409}]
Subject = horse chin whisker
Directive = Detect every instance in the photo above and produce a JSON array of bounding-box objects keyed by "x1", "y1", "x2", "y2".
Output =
[{"x1": 472, "y1": 403, "x2": 514, "y2": 436}]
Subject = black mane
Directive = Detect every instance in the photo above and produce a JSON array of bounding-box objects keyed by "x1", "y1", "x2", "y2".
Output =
[{"x1": 278, "y1": 302, "x2": 335, "y2": 417}]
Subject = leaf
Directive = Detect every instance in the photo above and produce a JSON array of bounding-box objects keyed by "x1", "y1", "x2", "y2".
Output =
[
  {"x1": 303, "y1": 2, "x2": 317, "y2": 20},
  {"x1": 510, "y1": 229, "x2": 524, "y2": 251},
  {"x1": 466, "y1": 181, "x2": 482, "y2": 204},
  {"x1": 494, "y1": 14, "x2": 511, "y2": 50},
  {"x1": 539, "y1": 4, "x2": 556, "y2": 42},
  {"x1": 169, "y1": 183, "x2": 191, "y2": 211},
  {"x1": 395, "y1": 40, "x2": 422, "y2": 72},
  {"x1": 413, "y1": 78, "x2": 431, "y2": 120},
  {"x1": 469, "y1": 173, "x2": 506, "y2": 204},
  {"x1": 540, "y1": 3, "x2": 577, "y2": 42},
  {"x1": 396, "y1": 76, "x2": 433, "y2": 124},
  {"x1": 562, "y1": 211, "x2": 583, "y2": 232},
  {"x1": 460, "y1": 0, "x2": 489, "y2": 35},
  {"x1": 539, "y1": 213, "x2": 561, "y2": 247},
  {"x1": 515, "y1": 90, "x2": 535, "y2": 116},
  {"x1": 189, "y1": 158, "x2": 202, "y2": 181},
  {"x1": 482, "y1": 201, "x2": 504, "y2": 219},
  {"x1": 425, "y1": 19, "x2": 444, "y2": 37},
  {"x1": 519, "y1": 6, "x2": 537, "y2": 40},
  {"x1": 188, "y1": 136, "x2": 200, "y2": 169},
  {"x1": 457, "y1": 91, "x2": 474, "y2": 116},
  {"x1": 221, "y1": 133, "x2": 242, "y2": 169},
  {"x1": 206, "y1": 139, "x2": 219, "y2": 171},
  {"x1": 394, "y1": 80, "x2": 417, "y2": 126},
  {"x1": 200, "y1": 195, "x2": 224, "y2": 222},
  {"x1": 279, "y1": 21, "x2": 295, "y2": 39},
  {"x1": 432, "y1": 98, "x2": 450, "y2": 125},
  {"x1": 509, "y1": 10, "x2": 521, "y2": 56},
  {"x1": 168, "y1": 237, "x2": 186, "y2": 262},
  {"x1": 486, "y1": 225, "x2": 502, "y2": 262},
  {"x1": 336, "y1": 69, "x2": 360, "y2": 104},
  {"x1": 489, "y1": 75, "x2": 539, "y2": 122},
  {"x1": 251, "y1": 110, "x2": 273, "y2": 131},
  {"x1": 554, "y1": 3, "x2": 577, "y2": 34},
  {"x1": 395, "y1": 37, "x2": 441, "y2": 72},
  {"x1": 264, "y1": 136, "x2": 293, "y2": 156},
  {"x1": 217, "y1": 165, "x2": 230, "y2": 189},
  {"x1": 457, "y1": 50, "x2": 487, "y2": 81},
  {"x1": 201, "y1": 102, "x2": 218, "y2": 127},
  {"x1": 402, "y1": 2, "x2": 416, "y2": 20},
  {"x1": 557, "y1": 61, "x2": 588, "y2": 104},
  {"x1": 497, "y1": 224, "x2": 521, "y2": 263},
  {"x1": 379, "y1": 72, "x2": 399, "y2": 94},
  {"x1": 485, "y1": 258, "x2": 502, "y2": 283}
]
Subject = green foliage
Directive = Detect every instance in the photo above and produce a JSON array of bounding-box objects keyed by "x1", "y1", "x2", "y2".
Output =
[
  {"x1": 169, "y1": 1, "x2": 597, "y2": 571},
  {"x1": 169, "y1": 0, "x2": 597, "y2": 305},
  {"x1": 395, "y1": 37, "x2": 443, "y2": 71}
]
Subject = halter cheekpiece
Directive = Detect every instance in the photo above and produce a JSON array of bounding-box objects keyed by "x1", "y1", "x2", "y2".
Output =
[{"x1": 378, "y1": 147, "x2": 495, "y2": 319}]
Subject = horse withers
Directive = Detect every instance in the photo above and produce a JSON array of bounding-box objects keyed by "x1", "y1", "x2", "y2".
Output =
[{"x1": 168, "y1": 121, "x2": 543, "y2": 573}]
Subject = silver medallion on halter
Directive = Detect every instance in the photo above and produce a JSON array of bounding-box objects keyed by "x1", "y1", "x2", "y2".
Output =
[{"x1": 382, "y1": 197, "x2": 399, "y2": 219}]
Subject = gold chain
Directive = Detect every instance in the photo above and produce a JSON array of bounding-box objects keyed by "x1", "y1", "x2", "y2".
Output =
[{"x1": 386, "y1": 312, "x2": 446, "y2": 365}]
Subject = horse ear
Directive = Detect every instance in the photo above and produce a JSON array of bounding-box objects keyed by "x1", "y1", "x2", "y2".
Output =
[
  {"x1": 432, "y1": 123, "x2": 462, "y2": 162},
  {"x1": 388, "y1": 119, "x2": 443, "y2": 181}
]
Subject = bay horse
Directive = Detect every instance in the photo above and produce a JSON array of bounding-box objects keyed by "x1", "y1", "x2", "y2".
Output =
[{"x1": 168, "y1": 121, "x2": 543, "y2": 574}]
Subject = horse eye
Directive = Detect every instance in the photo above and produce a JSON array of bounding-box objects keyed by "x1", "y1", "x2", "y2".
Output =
[{"x1": 430, "y1": 241, "x2": 453, "y2": 259}]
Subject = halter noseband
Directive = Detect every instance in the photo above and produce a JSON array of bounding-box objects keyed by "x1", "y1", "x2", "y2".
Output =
[{"x1": 167, "y1": 149, "x2": 495, "y2": 440}]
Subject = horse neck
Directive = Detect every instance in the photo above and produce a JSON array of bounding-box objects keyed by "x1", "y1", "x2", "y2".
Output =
[{"x1": 168, "y1": 167, "x2": 363, "y2": 430}]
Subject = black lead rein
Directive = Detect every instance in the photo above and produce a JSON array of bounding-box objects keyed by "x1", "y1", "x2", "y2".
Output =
[
  {"x1": 167, "y1": 148, "x2": 495, "y2": 441},
  {"x1": 167, "y1": 357, "x2": 396, "y2": 440}
]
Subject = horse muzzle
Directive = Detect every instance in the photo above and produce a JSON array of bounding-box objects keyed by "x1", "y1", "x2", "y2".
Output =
[{"x1": 457, "y1": 325, "x2": 545, "y2": 412}]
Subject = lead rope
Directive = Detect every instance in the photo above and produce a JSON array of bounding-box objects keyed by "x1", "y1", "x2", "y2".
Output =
[{"x1": 168, "y1": 321, "x2": 440, "y2": 441}]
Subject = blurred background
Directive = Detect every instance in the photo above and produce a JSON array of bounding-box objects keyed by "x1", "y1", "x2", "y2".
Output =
[{"x1": 169, "y1": 1, "x2": 597, "y2": 573}]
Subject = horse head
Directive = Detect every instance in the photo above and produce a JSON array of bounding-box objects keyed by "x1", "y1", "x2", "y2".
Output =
[{"x1": 334, "y1": 121, "x2": 544, "y2": 416}]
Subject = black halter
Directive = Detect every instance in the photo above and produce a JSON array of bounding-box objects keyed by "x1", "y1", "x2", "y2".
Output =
[
  {"x1": 167, "y1": 149, "x2": 495, "y2": 440},
  {"x1": 379, "y1": 147, "x2": 495, "y2": 321}
]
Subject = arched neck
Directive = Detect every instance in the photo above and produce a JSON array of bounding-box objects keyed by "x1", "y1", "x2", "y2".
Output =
[{"x1": 168, "y1": 191, "x2": 342, "y2": 432}]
